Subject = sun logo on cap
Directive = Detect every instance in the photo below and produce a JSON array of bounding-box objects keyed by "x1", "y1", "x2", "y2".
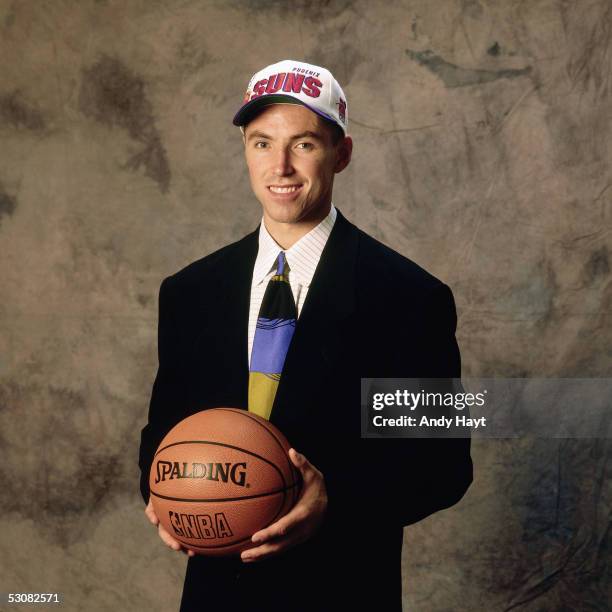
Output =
[{"x1": 337, "y1": 98, "x2": 346, "y2": 123}]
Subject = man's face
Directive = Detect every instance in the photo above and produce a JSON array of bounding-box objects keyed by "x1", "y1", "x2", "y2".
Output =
[{"x1": 243, "y1": 104, "x2": 351, "y2": 228}]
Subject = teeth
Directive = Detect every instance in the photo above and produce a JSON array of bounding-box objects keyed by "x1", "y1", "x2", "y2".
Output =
[{"x1": 269, "y1": 185, "x2": 300, "y2": 193}]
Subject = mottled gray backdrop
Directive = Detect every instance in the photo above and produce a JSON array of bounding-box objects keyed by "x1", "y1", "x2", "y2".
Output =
[{"x1": 1, "y1": 1, "x2": 610, "y2": 610}]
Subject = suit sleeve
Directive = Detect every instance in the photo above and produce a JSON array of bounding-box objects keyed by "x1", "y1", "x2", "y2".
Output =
[
  {"x1": 138, "y1": 276, "x2": 183, "y2": 504},
  {"x1": 325, "y1": 282, "x2": 473, "y2": 529},
  {"x1": 390, "y1": 282, "x2": 473, "y2": 525}
]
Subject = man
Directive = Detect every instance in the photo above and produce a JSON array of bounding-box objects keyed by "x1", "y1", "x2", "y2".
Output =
[{"x1": 139, "y1": 59, "x2": 472, "y2": 611}]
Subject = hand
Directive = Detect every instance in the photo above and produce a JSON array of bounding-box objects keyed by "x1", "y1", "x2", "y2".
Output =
[
  {"x1": 145, "y1": 499, "x2": 196, "y2": 557},
  {"x1": 240, "y1": 448, "x2": 327, "y2": 563}
]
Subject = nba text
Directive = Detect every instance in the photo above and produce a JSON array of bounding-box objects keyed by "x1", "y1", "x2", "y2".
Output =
[{"x1": 169, "y1": 510, "x2": 234, "y2": 540}]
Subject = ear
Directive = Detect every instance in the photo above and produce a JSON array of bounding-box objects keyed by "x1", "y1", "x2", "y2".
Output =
[{"x1": 334, "y1": 136, "x2": 353, "y2": 173}]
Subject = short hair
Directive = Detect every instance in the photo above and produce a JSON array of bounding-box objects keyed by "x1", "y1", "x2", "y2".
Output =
[{"x1": 325, "y1": 121, "x2": 346, "y2": 146}]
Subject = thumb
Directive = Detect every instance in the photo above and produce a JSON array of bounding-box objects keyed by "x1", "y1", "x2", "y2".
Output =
[
  {"x1": 145, "y1": 500, "x2": 159, "y2": 525},
  {"x1": 289, "y1": 448, "x2": 307, "y2": 470}
]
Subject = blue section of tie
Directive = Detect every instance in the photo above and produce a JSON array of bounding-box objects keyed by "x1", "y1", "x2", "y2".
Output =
[{"x1": 250, "y1": 317, "x2": 296, "y2": 373}]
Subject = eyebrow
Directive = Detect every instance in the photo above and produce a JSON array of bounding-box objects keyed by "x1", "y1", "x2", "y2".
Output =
[{"x1": 246, "y1": 130, "x2": 323, "y2": 142}]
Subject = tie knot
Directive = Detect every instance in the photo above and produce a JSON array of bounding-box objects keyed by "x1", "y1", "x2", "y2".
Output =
[{"x1": 276, "y1": 251, "x2": 289, "y2": 279}]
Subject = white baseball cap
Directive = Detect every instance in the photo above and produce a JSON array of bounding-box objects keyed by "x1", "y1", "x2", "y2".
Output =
[{"x1": 232, "y1": 59, "x2": 348, "y2": 135}]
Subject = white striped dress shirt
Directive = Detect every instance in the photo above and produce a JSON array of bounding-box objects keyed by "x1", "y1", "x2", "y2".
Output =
[{"x1": 248, "y1": 204, "x2": 337, "y2": 365}]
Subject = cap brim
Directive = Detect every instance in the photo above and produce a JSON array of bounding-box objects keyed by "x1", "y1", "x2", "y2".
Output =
[{"x1": 232, "y1": 94, "x2": 341, "y2": 131}]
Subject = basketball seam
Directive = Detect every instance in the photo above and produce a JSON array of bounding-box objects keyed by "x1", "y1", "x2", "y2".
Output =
[
  {"x1": 149, "y1": 481, "x2": 300, "y2": 503},
  {"x1": 215, "y1": 408, "x2": 299, "y2": 495},
  {"x1": 174, "y1": 533, "x2": 253, "y2": 549}
]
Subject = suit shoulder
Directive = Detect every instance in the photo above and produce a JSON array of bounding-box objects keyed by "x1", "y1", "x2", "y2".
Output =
[
  {"x1": 356, "y1": 228, "x2": 445, "y2": 293},
  {"x1": 163, "y1": 230, "x2": 257, "y2": 292}
]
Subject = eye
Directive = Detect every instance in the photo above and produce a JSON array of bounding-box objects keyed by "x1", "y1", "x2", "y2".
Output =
[
  {"x1": 254, "y1": 141, "x2": 269, "y2": 149},
  {"x1": 296, "y1": 142, "x2": 314, "y2": 150}
]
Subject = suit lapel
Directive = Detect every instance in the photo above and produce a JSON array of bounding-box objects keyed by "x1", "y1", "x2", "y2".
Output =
[
  {"x1": 270, "y1": 210, "x2": 359, "y2": 425},
  {"x1": 193, "y1": 228, "x2": 259, "y2": 410}
]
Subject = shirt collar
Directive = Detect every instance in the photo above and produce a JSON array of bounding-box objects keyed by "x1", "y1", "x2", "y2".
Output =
[{"x1": 252, "y1": 204, "x2": 337, "y2": 287}]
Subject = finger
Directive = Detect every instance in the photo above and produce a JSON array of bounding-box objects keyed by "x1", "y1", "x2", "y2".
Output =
[
  {"x1": 250, "y1": 517, "x2": 292, "y2": 544},
  {"x1": 158, "y1": 523, "x2": 182, "y2": 551},
  {"x1": 288, "y1": 448, "x2": 307, "y2": 470},
  {"x1": 144, "y1": 500, "x2": 159, "y2": 526},
  {"x1": 241, "y1": 539, "x2": 289, "y2": 563},
  {"x1": 251, "y1": 504, "x2": 307, "y2": 544},
  {"x1": 289, "y1": 449, "x2": 322, "y2": 483}
]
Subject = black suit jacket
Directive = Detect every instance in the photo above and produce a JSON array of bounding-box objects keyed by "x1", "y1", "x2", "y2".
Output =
[{"x1": 139, "y1": 209, "x2": 472, "y2": 611}]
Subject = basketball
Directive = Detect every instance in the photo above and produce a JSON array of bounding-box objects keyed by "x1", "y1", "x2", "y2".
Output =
[{"x1": 149, "y1": 408, "x2": 302, "y2": 556}]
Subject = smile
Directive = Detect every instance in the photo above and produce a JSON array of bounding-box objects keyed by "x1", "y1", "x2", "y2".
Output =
[{"x1": 268, "y1": 184, "x2": 302, "y2": 194}]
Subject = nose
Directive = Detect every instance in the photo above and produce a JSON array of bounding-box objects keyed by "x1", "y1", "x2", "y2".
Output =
[{"x1": 273, "y1": 147, "x2": 294, "y2": 177}]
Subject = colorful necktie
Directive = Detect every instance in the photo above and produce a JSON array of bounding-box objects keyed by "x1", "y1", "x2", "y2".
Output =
[{"x1": 248, "y1": 252, "x2": 297, "y2": 420}]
